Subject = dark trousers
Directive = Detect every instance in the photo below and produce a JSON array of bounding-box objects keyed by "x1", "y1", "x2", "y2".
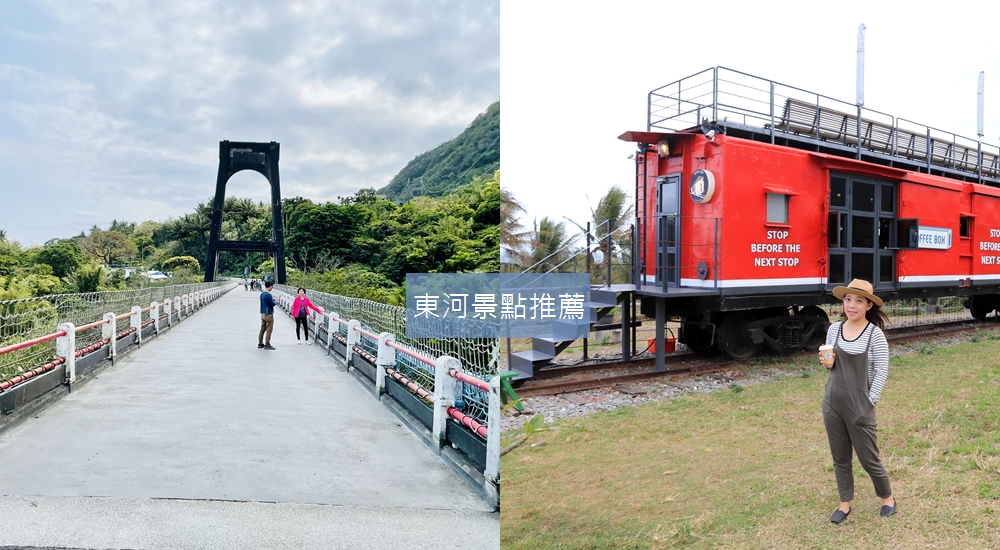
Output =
[
  {"x1": 823, "y1": 387, "x2": 892, "y2": 501},
  {"x1": 295, "y1": 316, "x2": 309, "y2": 340}
]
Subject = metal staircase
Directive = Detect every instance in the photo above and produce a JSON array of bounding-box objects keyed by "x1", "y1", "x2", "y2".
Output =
[{"x1": 508, "y1": 287, "x2": 621, "y2": 380}]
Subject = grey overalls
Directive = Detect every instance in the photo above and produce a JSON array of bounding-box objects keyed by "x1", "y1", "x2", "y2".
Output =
[{"x1": 822, "y1": 324, "x2": 892, "y2": 502}]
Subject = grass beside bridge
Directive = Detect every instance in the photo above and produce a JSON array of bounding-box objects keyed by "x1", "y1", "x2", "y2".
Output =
[{"x1": 501, "y1": 332, "x2": 1000, "y2": 549}]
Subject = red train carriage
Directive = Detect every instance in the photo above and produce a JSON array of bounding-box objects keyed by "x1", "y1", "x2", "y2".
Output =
[{"x1": 621, "y1": 67, "x2": 1000, "y2": 362}]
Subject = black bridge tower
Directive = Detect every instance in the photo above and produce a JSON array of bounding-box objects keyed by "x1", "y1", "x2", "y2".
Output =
[{"x1": 204, "y1": 140, "x2": 287, "y2": 284}]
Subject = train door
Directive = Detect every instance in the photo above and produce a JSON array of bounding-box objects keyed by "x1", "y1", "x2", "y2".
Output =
[
  {"x1": 656, "y1": 174, "x2": 682, "y2": 286},
  {"x1": 827, "y1": 174, "x2": 898, "y2": 289}
]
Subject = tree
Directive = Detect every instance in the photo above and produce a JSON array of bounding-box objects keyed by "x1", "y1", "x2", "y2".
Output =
[
  {"x1": 530, "y1": 217, "x2": 573, "y2": 272},
  {"x1": 285, "y1": 203, "x2": 371, "y2": 268},
  {"x1": 37, "y1": 240, "x2": 86, "y2": 278},
  {"x1": 109, "y1": 219, "x2": 136, "y2": 236},
  {"x1": 0, "y1": 255, "x2": 16, "y2": 277},
  {"x1": 589, "y1": 185, "x2": 633, "y2": 283},
  {"x1": 71, "y1": 264, "x2": 104, "y2": 293},
  {"x1": 132, "y1": 235, "x2": 156, "y2": 264},
  {"x1": 565, "y1": 185, "x2": 634, "y2": 283},
  {"x1": 501, "y1": 181, "x2": 532, "y2": 270},
  {"x1": 81, "y1": 229, "x2": 138, "y2": 265},
  {"x1": 162, "y1": 256, "x2": 201, "y2": 272}
]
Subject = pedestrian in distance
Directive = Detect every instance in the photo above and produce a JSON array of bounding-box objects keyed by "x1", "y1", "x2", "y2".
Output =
[
  {"x1": 244, "y1": 279, "x2": 249, "y2": 291},
  {"x1": 291, "y1": 287, "x2": 323, "y2": 344},
  {"x1": 818, "y1": 278, "x2": 896, "y2": 524},
  {"x1": 258, "y1": 281, "x2": 277, "y2": 350}
]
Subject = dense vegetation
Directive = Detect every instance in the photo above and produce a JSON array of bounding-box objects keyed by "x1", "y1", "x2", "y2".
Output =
[
  {"x1": 378, "y1": 101, "x2": 499, "y2": 203},
  {"x1": 0, "y1": 172, "x2": 499, "y2": 305}
]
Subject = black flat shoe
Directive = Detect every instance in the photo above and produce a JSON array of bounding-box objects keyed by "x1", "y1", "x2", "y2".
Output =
[
  {"x1": 879, "y1": 498, "x2": 896, "y2": 517},
  {"x1": 830, "y1": 507, "x2": 851, "y2": 524}
]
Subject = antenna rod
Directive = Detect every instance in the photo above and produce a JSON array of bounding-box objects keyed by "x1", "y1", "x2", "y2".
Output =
[
  {"x1": 856, "y1": 23, "x2": 866, "y2": 106},
  {"x1": 978, "y1": 71, "x2": 985, "y2": 139}
]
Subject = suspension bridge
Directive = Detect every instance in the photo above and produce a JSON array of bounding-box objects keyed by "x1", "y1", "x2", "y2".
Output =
[{"x1": 0, "y1": 283, "x2": 500, "y2": 549}]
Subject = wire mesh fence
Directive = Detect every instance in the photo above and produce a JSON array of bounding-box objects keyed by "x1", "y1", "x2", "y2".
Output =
[
  {"x1": 820, "y1": 296, "x2": 974, "y2": 328},
  {"x1": 276, "y1": 284, "x2": 499, "y2": 381},
  {"x1": 276, "y1": 284, "x2": 500, "y2": 427},
  {"x1": 1, "y1": 282, "x2": 233, "y2": 383}
]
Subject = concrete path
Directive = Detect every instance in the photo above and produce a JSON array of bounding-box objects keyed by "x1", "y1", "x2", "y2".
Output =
[{"x1": 0, "y1": 288, "x2": 499, "y2": 550}]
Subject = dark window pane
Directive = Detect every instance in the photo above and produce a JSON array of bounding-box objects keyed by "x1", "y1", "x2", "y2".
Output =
[
  {"x1": 853, "y1": 181, "x2": 875, "y2": 212},
  {"x1": 879, "y1": 218, "x2": 892, "y2": 248},
  {"x1": 851, "y1": 253, "x2": 874, "y2": 283},
  {"x1": 880, "y1": 185, "x2": 894, "y2": 213},
  {"x1": 661, "y1": 218, "x2": 675, "y2": 244},
  {"x1": 897, "y1": 219, "x2": 919, "y2": 249},
  {"x1": 852, "y1": 215, "x2": 875, "y2": 248},
  {"x1": 658, "y1": 177, "x2": 678, "y2": 215},
  {"x1": 879, "y1": 255, "x2": 893, "y2": 282},
  {"x1": 828, "y1": 213, "x2": 840, "y2": 247},
  {"x1": 840, "y1": 213, "x2": 847, "y2": 248},
  {"x1": 829, "y1": 254, "x2": 845, "y2": 284},
  {"x1": 960, "y1": 216, "x2": 971, "y2": 238},
  {"x1": 831, "y1": 177, "x2": 846, "y2": 207}
]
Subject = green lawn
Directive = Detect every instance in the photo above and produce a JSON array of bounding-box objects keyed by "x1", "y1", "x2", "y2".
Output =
[{"x1": 501, "y1": 335, "x2": 1000, "y2": 549}]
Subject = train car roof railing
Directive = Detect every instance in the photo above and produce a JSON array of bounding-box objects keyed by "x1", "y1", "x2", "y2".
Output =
[{"x1": 648, "y1": 66, "x2": 1000, "y2": 187}]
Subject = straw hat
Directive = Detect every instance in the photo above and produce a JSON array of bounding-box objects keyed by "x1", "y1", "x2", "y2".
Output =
[{"x1": 832, "y1": 279, "x2": 884, "y2": 307}]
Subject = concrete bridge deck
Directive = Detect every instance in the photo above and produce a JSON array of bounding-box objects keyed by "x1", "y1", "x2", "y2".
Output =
[{"x1": 0, "y1": 289, "x2": 499, "y2": 549}]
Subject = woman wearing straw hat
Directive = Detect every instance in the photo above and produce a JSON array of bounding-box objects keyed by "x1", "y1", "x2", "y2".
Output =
[{"x1": 819, "y1": 278, "x2": 896, "y2": 524}]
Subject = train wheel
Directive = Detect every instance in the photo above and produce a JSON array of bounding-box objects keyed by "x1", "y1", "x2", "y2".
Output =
[
  {"x1": 798, "y1": 305, "x2": 830, "y2": 351},
  {"x1": 971, "y1": 299, "x2": 995, "y2": 321},
  {"x1": 679, "y1": 321, "x2": 716, "y2": 356},
  {"x1": 716, "y1": 312, "x2": 761, "y2": 360}
]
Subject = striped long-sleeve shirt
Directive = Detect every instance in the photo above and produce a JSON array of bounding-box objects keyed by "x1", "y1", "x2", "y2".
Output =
[{"x1": 825, "y1": 321, "x2": 889, "y2": 406}]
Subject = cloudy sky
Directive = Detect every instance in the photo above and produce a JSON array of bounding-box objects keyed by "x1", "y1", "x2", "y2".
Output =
[
  {"x1": 0, "y1": 0, "x2": 499, "y2": 245},
  {"x1": 503, "y1": 0, "x2": 1000, "y2": 245}
]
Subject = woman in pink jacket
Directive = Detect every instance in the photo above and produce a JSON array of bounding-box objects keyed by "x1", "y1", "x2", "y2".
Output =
[{"x1": 291, "y1": 288, "x2": 323, "y2": 344}]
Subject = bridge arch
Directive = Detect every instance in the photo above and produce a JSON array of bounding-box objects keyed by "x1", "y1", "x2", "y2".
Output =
[{"x1": 204, "y1": 140, "x2": 287, "y2": 284}]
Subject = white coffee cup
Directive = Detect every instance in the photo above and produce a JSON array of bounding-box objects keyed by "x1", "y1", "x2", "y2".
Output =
[{"x1": 819, "y1": 344, "x2": 833, "y2": 363}]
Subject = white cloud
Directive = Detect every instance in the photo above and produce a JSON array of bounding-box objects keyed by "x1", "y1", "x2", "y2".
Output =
[{"x1": 0, "y1": 0, "x2": 498, "y2": 245}]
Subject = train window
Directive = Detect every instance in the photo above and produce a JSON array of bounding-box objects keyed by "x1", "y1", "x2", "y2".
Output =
[
  {"x1": 657, "y1": 175, "x2": 680, "y2": 215},
  {"x1": 878, "y1": 218, "x2": 892, "y2": 248},
  {"x1": 880, "y1": 186, "x2": 894, "y2": 213},
  {"x1": 853, "y1": 181, "x2": 875, "y2": 212},
  {"x1": 829, "y1": 254, "x2": 845, "y2": 284},
  {"x1": 852, "y1": 253, "x2": 874, "y2": 282},
  {"x1": 830, "y1": 177, "x2": 846, "y2": 207},
  {"x1": 766, "y1": 193, "x2": 789, "y2": 223},
  {"x1": 960, "y1": 216, "x2": 972, "y2": 238},
  {"x1": 852, "y1": 215, "x2": 875, "y2": 248},
  {"x1": 895, "y1": 219, "x2": 919, "y2": 249},
  {"x1": 828, "y1": 212, "x2": 847, "y2": 247},
  {"x1": 879, "y1": 255, "x2": 893, "y2": 282}
]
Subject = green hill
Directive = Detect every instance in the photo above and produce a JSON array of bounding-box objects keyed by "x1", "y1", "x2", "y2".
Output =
[{"x1": 378, "y1": 101, "x2": 499, "y2": 202}]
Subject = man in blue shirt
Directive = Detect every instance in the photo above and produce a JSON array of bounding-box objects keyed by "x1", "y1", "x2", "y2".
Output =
[{"x1": 258, "y1": 281, "x2": 277, "y2": 350}]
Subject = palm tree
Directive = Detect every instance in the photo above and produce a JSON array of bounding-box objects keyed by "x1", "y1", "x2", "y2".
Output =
[
  {"x1": 530, "y1": 217, "x2": 574, "y2": 273},
  {"x1": 593, "y1": 186, "x2": 633, "y2": 282},
  {"x1": 0, "y1": 229, "x2": 6, "y2": 243},
  {"x1": 566, "y1": 185, "x2": 634, "y2": 283},
  {"x1": 501, "y1": 184, "x2": 532, "y2": 270}
]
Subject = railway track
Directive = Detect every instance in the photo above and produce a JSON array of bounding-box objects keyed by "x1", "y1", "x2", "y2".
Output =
[{"x1": 513, "y1": 319, "x2": 996, "y2": 398}]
